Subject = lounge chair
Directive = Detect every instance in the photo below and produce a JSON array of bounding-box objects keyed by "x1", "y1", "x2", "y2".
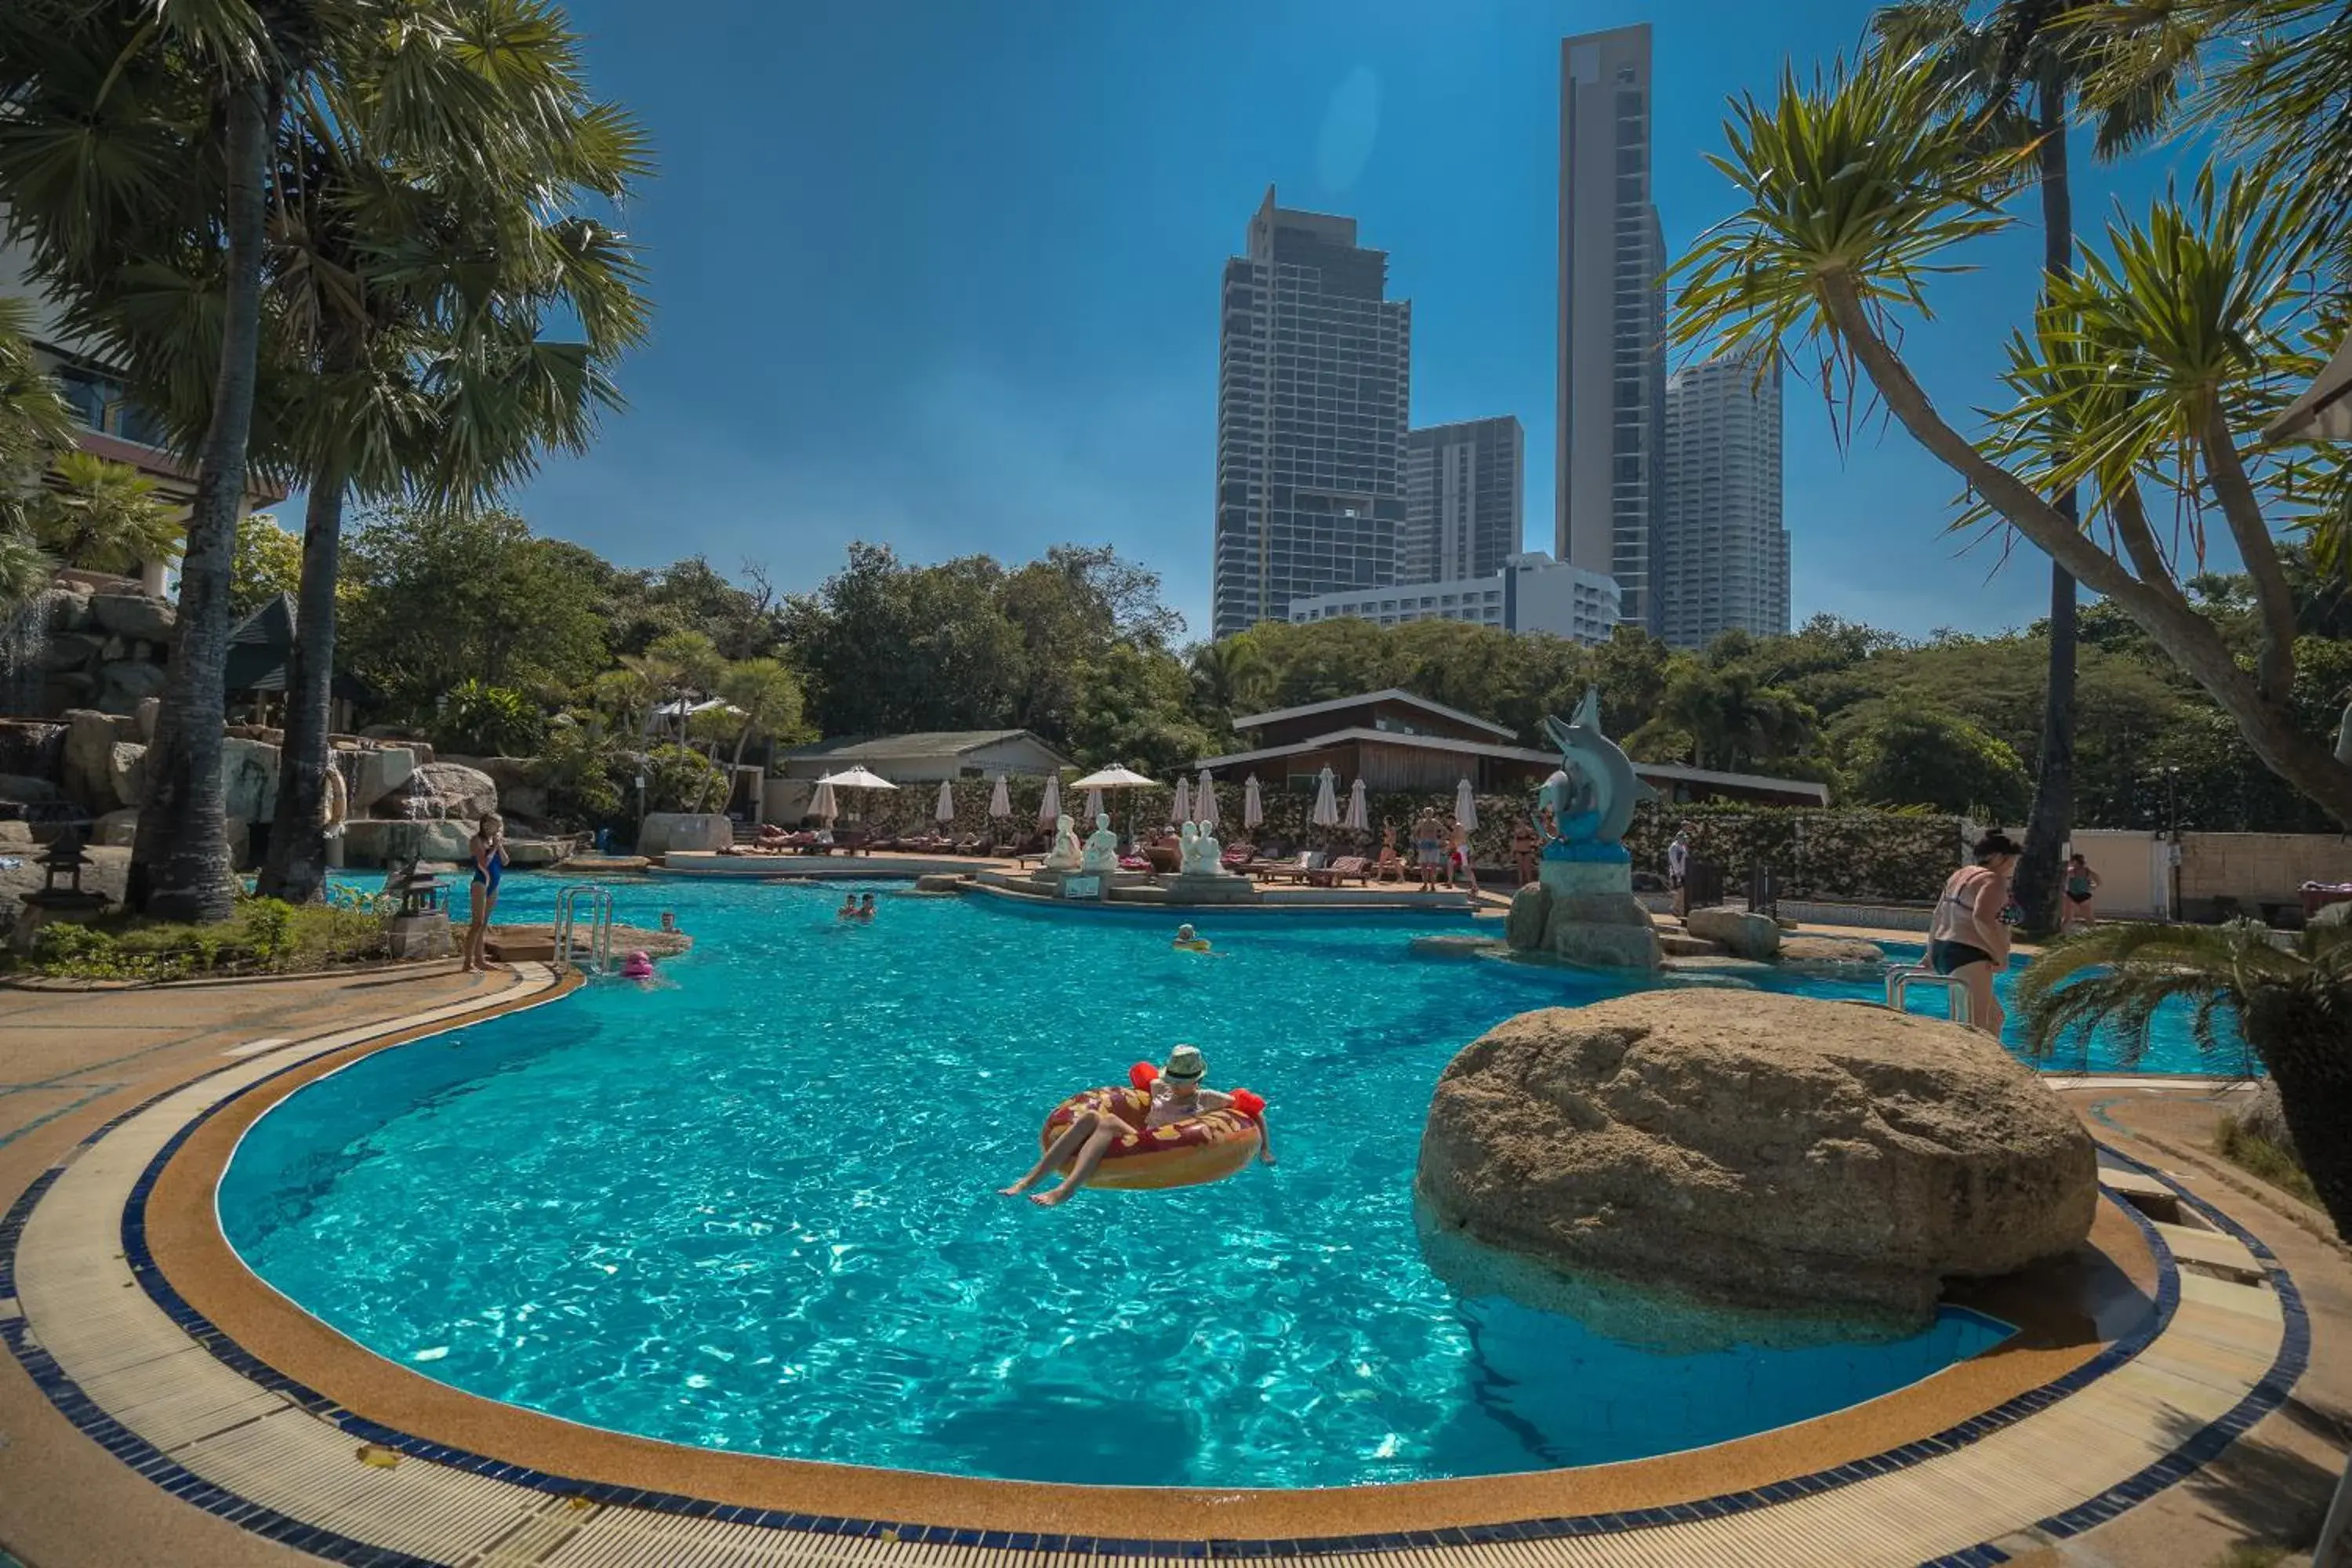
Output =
[
  {"x1": 1310, "y1": 855, "x2": 1371, "y2": 887},
  {"x1": 1260, "y1": 851, "x2": 1326, "y2": 884}
]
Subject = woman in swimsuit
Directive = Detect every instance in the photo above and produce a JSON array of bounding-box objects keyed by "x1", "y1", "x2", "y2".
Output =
[
  {"x1": 2060, "y1": 854, "x2": 2101, "y2": 931},
  {"x1": 1000, "y1": 1045, "x2": 1274, "y2": 1207},
  {"x1": 1926, "y1": 831, "x2": 2021, "y2": 1036},
  {"x1": 1412, "y1": 809, "x2": 1446, "y2": 892},
  {"x1": 463, "y1": 813, "x2": 507, "y2": 974}
]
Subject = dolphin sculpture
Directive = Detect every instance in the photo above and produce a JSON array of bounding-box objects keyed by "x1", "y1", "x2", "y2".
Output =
[{"x1": 1539, "y1": 687, "x2": 1659, "y2": 847}]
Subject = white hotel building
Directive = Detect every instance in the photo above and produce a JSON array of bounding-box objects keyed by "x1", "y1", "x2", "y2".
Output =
[{"x1": 1285, "y1": 552, "x2": 1621, "y2": 644}]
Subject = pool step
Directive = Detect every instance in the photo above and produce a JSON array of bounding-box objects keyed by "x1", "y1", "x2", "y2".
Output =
[
  {"x1": 1657, "y1": 932, "x2": 1730, "y2": 958},
  {"x1": 2151, "y1": 1218, "x2": 2267, "y2": 1284}
]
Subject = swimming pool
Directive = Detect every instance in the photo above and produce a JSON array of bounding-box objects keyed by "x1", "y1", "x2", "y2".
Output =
[{"x1": 215, "y1": 874, "x2": 2205, "y2": 1490}]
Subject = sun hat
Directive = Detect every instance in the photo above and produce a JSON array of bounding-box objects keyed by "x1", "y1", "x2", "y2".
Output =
[
  {"x1": 1163, "y1": 1044, "x2": 1207, "y2": 1081},
  {"x1": 1176, "y1": 923, "x2": 1196, "y2": 939}
]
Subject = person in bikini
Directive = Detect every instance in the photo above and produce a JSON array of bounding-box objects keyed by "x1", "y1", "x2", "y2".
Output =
[
  {"x1": 1000, "y1": 1045, "x2": 1274, "y2": 1207},
  {"x1": 1926, "y1": 831, "x2": 2022, "y2": 1036},
  {"x1": 2060, "y1": 853, "x2": 2101, "y2": 931}
]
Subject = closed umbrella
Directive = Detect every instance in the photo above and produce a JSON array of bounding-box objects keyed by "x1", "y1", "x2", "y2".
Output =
[
  {"x1": 989, "y1": 774, "x2": 1011, "y2": 819},
  {"x1": 1311, "y1": 766, "x2": 1340, "y2": 828},
  {"x1": 1243, "y1": 774, "x2": 1263, "y2": 829},
  {"x1": 809, "y1": 779, "x2": 838, "y2": 823},
  {"x1": 1172, "y1": 775, "x2": 1192, "y2": 826},
  {"x1": 1346, "y1": 777, "x2": 1370, "y2": 833},
  {"x1": 1038, "y1": 772, "x2": 1062, "y2": 828},
  {"x1": 1454, "y1": 778, "x2": 1478, "y2": 832},
  {"x1": 1196, "y1": 768, "x2": 1218, "y2": 830},
  {"x1": 1084, "y1": 786, "x2": 1104, "y2": 819},
  {"x1": 935, "y1": 779, "x2": 956, "y2": 825}
]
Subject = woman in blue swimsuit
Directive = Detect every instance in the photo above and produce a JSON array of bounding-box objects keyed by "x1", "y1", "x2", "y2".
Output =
[{"x1": 463, "y1": 813, "x2": 506, "y2": 973}]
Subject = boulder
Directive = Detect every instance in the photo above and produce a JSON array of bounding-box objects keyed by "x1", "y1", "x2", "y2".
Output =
[
  {"x1": 1544, "y1": 890, "x2": 1664, "y2": 971},
  {"x1": 439, "y1": 754, "x2": 534, "y2": 795},
  {"x1": 136, "y1": 696, "x2": 160, "y2": 743},
  {"x1": 405, "y1": 761, "x2": 497, "y2": 822},
  {"x1": 637, "y1": 812, "x2": 734, "y2": 855},
  {"x1": 2311, "y1": 899, "x2": 2352, "y2": 929},
  {"x1": 88, "y1": 590, "x2": 176, "y2": 644},
  {"x1": 221, "y1": 735, "x2": 282, "y2": 822},
  {"x1": 62, "y1": 710, "x2": 125, "y2": 811},
  {"x1": 107, "y1": 742, "x2": 147, "y2": 808},
  {"x1": 36, "y1": 631, "x2": 103, "y2": 673},
  {"x1": 1776, "y1": 935, "x2": 1886, "y2": 970},
  {"x1": 340, "y1": 816, "x2": 476, "y2": 866},
  {"x1": 348, "y1": 746, "x2": 418, "y2": 813},
  {"x1": 91, "y1": 807, "x2": 139, "y2": 848},
  {"x1": 1686, "y1": 906, "x2": 1781, "y2": 962},
  {"x1": 96, "y1": 659, "x2": 167, "y2": 713},
  {"x1": 0, "y1": 774, "x2": 63, "y2": 807},
  {"x1": 1505, "y1": 880, "x2": 1551, "y2": 949},
  {"x1": 1416, "y1": 990, "x2": 2097, "y2": 1326},
  {"x1": 2238, "y1": 1079, "x2": 2294, "y2": 1157}
]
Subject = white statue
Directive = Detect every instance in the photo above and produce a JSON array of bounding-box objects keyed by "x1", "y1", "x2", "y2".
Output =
[
  {"x1": 1178, "y1": 820, "x2": 1226, "y2": 876},
  {"x1": 1196, "y1": 822, "x2": 1225, "y2": 874},
  {"x1": 1045, "y1": 811, "x2": 1083, "y2": 871},
  {"x1": 1080, "y1": 811, "x2": 1121, "y2": 873}
]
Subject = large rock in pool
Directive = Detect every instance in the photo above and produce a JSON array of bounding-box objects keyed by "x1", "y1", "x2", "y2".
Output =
[
  {"x1": 1685, "y1": 906, "x2": 1780, "y2": 961},
  {"x1": 1416, "y1": 990, "x2": 2096, "y2": 1325},
  {"x1": 404, "y1": 761, "x2": 498, "y2": 822}
]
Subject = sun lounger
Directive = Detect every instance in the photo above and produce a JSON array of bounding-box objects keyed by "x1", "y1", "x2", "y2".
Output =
[
  {"x1": 1309, "y1": 855, "x2": 1370, "y2": 887},
  {"x1": 1260, "y1": 851, "x2": 1326, "y2": 884}
]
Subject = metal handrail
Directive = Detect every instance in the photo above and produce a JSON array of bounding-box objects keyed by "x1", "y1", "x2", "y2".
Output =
[
  {"x1": 552, "y1": 884, "x2": 615, "y2": 975},
  {"x1": 1886, "y1": 964, "x2": 1973, "y2": 1026}
]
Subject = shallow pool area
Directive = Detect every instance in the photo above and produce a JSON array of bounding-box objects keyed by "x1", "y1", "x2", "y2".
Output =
[{"x1": 213, "y1": 874, "x2": 2224, "y2": 1489}]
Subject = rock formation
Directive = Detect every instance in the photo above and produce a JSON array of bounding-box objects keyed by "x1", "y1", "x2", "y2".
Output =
[
  {"x1": 1417, "y1": 990, "x2": 2096, "y2": 1326},
  {"x1": 1684, "y1": 906, "x2": 1780, "y2": 961}
]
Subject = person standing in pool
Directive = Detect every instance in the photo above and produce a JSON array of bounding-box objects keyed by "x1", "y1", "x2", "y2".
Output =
[
  {"x1": 1000, "y1": 1045, "x2": 1273, "y2": 1207},
  {"x1": 1926, "y1": 832, "x2": 2021, "y2": 1036},
  {"x1": 462, "y1": 814, "x2": 506, "y2": 973},
  {"x1": 857, "y1": 892, "x2": 877, "y2": 921},
  {"x1": 837, "y1": 892, "x2": 859, "y2": 920}
]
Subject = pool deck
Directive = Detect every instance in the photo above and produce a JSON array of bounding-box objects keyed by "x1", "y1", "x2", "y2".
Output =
[{"x1": 0, "y1": 967, "x2": 2341, "y2": 1568}]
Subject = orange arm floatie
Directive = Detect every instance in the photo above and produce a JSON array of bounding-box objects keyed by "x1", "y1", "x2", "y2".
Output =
[
  {"x1": 1229, "y1": 1088, "x2": 1265, "y2": 1119},
  {"x1": 1129, "y1": 1061, "x2": 1160, "y2": 1091}
]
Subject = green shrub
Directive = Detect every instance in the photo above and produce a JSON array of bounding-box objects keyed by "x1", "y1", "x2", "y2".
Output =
[
  {"x1": 641, "y1": 743, "x2": 724, "y2": 815},
  {"x1": 433, "y1": 679, "x2": 547, "y2": 758},
  {"x1": 25, "y1": 897, "x2": 394, "y2": 981},
  {"x1": 2216, "y1": 1113, "x2": 2321, "y2": 1207}
]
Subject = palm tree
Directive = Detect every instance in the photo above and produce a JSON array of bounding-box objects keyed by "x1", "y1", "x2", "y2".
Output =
[
  {"x1": 1188, "y1": 633, "x2": 1268, "y2": 731},
  {"x1": 0, "y1": 0, "x2": 370, "y2": 920},
  {"x1": 1872, "y1": 1, "x2": 2191, "y2": 935},
  {"x1": 0, "y1": 297, "x2": 74, "y2": 535},
  {"x1": 32, "y1": 451, "x2": 180, "y2": 576},
  {"x1": 718, "y1": 658, "x2": 804, "y2": 775},
  {"x1": 252, "y1": 2, "x2": 650, "y2": 904},
  {"x1": 1671, "y1": 49, "x2": 2352, "y2": 826},
  {"x1": 2015, "y1": 920, "x2": 2351, "y2": 1236}
]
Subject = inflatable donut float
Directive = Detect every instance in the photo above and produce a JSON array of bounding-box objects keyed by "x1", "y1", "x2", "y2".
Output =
[{"x1": 1036, "y1": 1063, "x2": 1266, "y2": 1192}]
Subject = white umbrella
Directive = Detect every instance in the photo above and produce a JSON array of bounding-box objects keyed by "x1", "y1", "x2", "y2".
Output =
[
  {"x1": 1243, "y1": 774, "x2": 1263, "y2": 829},
  {"x1": 1454, "y1": 778, "x2": 1478, "y2": 832},
  {"x1": 816, "y1": 766, "x2": 896, "y2": 791},
  {"x1": 1069, "y1": 764, "x2": 1155, "y2": 840},
  {"x1": 1038, "y1": 773, "x2": 1062, "y2": 828},
  {"x1": 935, "y1": 779, "x2": 956, "y2": 824},
  {"x1": 809, "y1": 779, "x2": 838, "y2": 823},
  {"x1": 1196, "y1": 768, "x2": 1218, "y2": 830},
  {"x1": 988, "y1": 775, "x2": 1011, "y2": 819},
  {"x1": 1172, "y1": 775, "x2": 1192, "y2": 826},
  {"x1": 1084, "y1": 786, "x2": 1104, "y2": 819},
  {"x1": 1311, "y1": 766, "x2": 1340, "y2": 828},
  {"x1": 1346, "y1": 777, "x2": 1370, "y2": 833}
]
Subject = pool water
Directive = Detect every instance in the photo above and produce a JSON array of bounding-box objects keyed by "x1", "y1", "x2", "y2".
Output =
[{"x1": 218, "y1": 874, "x2": 2205, "y2": 1489}]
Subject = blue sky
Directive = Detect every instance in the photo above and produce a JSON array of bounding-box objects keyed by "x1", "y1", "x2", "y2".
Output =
[{"x1": 469, "y1": 0, "x2": 2209, "y2": 643}]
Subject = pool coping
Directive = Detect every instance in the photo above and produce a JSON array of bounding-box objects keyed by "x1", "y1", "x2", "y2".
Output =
[{"x1": 1, "y1": 979, "x2": 2307, "y2": 1566}]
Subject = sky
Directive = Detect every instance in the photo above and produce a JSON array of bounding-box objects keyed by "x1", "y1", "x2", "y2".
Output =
[{"x1": 468, "y1": 0, "x2": 2212, "y2": 644}]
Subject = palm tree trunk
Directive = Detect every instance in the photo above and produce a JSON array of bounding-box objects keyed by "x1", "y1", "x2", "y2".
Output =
[
  {"x1": 2245, "y1": 994, "x2": 2352, "y2": 1240},
  {"x1": 2014, "y1": 77, "x2": 2079, "y2": 936},
  {"x1": 257, "y1": 461, "x2": 347, "y2": 905},
  {"x1": 129, "y1": 80, "x2": 273, "y2": 923}
]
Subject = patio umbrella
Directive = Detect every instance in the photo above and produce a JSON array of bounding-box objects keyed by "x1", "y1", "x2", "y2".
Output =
[
  {"x1": 1311, "y1": 766, "x2": 1340, "y2": 828},
  {"x1": 1346, "y1": 777, "x2": 1370, "y2": 833},
  {"x1": 1070, "y1": 763, "x2": 1156, "y2": 841},
  {"x1": 1454, "y1": 777, "x2": 1478, "y2": 832},
  {"x1": 935, "y1": 779, "x2": 956, "y2": 825},
  {"x1": 1196, "y1": 768, "x2": 1218, "y2": 830},
  {"x1": 1083, "y1": 786, "x2": 1104, "y2": 819},
  {"x1": 816, "y1": 765, "x2": 896, "y2": 825},
  {"x1": 1038, "y1": 772, "x2": 1062, "y2": 828},
  {"x1": 988, "y1": 775, "x2": 1011, "y2": 819},
  {"x1": 1243, "y1": 774, "x2": 1263, "y2": 829},
  {"x1": 809, "y1": 779, "x2": 838, "y2": 823},
  {"x1": 1172, "y1": 775, "x2": 1192, "y2": 826}
]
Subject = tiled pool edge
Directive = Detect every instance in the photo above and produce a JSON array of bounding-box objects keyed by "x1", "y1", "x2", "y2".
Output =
[{"x1": 0, "y1": 978, "x2": 2304, "y2": 1567}]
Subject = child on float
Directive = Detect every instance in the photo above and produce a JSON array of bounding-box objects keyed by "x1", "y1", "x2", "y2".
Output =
[{"x1": 1000, "y1": 1044, "x2": 1275, "y2": 1207}]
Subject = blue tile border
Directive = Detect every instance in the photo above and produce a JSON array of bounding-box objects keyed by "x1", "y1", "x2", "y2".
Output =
[{"x1": 0, "y1": 988, "x2": 2300, "y2": 1568}]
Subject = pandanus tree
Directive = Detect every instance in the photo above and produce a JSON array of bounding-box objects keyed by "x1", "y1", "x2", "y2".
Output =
[
  {"x1": 0, "y1": 0, "x2": 358, "y2": 920},
  {"x1": 1870, "y1": 0, "x2": 2191, "y2": 934},
  {"x1": 244, "y1": 1, "x2": 650, "y2": 903},
  {"x1": 1671, "y1": 45, "x2": 2352, "y2": 827}
]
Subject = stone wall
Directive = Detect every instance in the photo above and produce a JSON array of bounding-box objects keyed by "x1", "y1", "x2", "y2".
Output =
[{"x1": 3, "y1": 583, "x2": 176, "y2": 717}]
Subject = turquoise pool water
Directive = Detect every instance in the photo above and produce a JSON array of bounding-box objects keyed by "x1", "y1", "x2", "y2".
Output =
[{"x1": 218, "y1": 874, "x2": 2190, "y2": 1489}]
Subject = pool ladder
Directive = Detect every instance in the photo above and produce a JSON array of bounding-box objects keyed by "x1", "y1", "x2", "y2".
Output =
[
  {"x1": 553, "y1": 884, "x2": 615, "y2": 975},
  {"x1": 1885, "y1": 965, "x2": 1974, "y2": 1027}
]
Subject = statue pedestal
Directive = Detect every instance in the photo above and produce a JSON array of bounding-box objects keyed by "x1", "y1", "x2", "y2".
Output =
[
  {"x1": 1515, "y1": 856, "x2": 1661, "y2": 971},
  {"x1": 1166, "y1": 872, "x2": 1259, "y2": 906},
  {"x1": 1033, "y1": 867, "x2": 1105, "y2": 900}
]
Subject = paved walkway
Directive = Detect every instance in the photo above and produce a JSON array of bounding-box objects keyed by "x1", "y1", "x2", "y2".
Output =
[{"x1": 0, "y1": 968, "x2": 2339, "y2": 1568}]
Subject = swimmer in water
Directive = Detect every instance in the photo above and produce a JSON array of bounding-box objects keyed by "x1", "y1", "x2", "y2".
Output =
[{"x1": 1171, "y1": 922, "x2": 1213, "y2": 953}]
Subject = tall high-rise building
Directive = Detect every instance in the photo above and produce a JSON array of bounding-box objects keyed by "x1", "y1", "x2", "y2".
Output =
[
  {"x1": 1213, "y1": 187, "x2": 1411, "y2": 637},
  {"x1": 1661, "y1": 353, "x2": 1789, "y2": 647},
  {"x1": 1555, "y1": 24, "x2": 1667, "y2": 632},
  {"x1": 1402, "y1": 416, "x2": 1523, "y2": 586}
]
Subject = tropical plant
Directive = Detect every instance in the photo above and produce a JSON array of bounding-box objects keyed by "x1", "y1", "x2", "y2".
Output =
[
  {"x1": 1671, "y1": 45, "x2": 2352, "y2": 828},
  {"x1": 433, "y1": 680, "x2": 546, "y2": 759},
  {"x1": 0, "y1": 530, "x2": 55, "y2": 619},
  {"x1": 717, "y1": 657, "x2": 804, "y2": 774},
  {"x1": 228, "y1": 512, "x2": 299, "y2": 617},
  {"x1": 0, "y1": 296, "x2": 73, "y2": 539},
  {"x1": 2016, "y1": 921, "x2": 2352, "y2": 1237},
  {"x1": 1188, "y1": 633, "x2": 1269, "y2": 724},
  {"x1": 1871, "y1": 0, "x2": 2192, "y2": 934},
  {"x1": 31, "y1": 450, "x2": 180, "y2": 575}
]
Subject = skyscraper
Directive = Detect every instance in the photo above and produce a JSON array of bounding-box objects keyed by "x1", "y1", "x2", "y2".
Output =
[
  {"x1": 1402, "y1": 417, "x2": 1523, "y2": 586},
  {"x1": 1661, "y1": 353, "x2": 1789, "y2": 646},
  {"x1": 1213, "y1": 187, "x2": 1412, "y2": 638},
  {"x1": 1555, "y1": 24, "x2": 1667, "y2": 632}
]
